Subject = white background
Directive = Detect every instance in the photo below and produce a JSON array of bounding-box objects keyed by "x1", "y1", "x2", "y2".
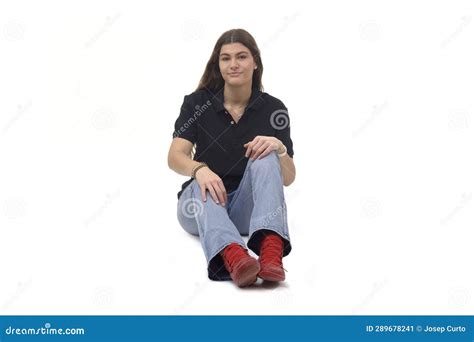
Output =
[{"x1": 1, "y1": 0, "x2": 473, "y2": 314}]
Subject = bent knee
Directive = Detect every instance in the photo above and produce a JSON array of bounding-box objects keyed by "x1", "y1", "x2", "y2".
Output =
[
  {"x1": 183, "y1": 226, "x2": 199, "y2": 236},
  {"x1": 249, "y1": 151, "x2": 279, "y2": 172}
]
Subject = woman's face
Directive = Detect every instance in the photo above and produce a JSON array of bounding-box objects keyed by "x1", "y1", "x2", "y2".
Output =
[{"x1": 219, "y1": 43, "x2": 257, "y2": 87}]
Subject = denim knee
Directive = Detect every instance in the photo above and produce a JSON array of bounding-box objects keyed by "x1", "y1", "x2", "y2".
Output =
[
  {"x1": 248, "y1": 150, "x2": 280, "y2": 174},
  {"x1": 177, "y1": 198, "x2": 200, "y2": 236}
]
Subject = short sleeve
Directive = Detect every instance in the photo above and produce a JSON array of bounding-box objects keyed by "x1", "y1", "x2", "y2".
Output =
[
  {"x1": 172, "y1": 95, "x2": 197, "y2": 144},
  {"x1": 273, "y1": 104, "x2": 294, "y2": 158}
]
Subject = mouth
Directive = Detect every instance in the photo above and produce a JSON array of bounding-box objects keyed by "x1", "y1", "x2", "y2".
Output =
[{"x1": 229, "y1": 73, "x2": 242, "y2": 77}]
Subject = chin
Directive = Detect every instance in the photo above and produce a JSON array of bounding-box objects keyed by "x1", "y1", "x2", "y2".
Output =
[
  {"x1": 226, "y1": 80, "x2": 242, "y2": 86},
  {"x1": 226, "y1": 79, "x2": 249, "y2": 87}
]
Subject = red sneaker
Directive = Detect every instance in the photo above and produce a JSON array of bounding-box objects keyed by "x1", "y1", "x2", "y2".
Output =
[
  {"x1": 221, "y1": 243, "x2": 260, "y2": 287},
  {"x1": 258, "y1": 233, "x2": 286, "y2": 282}
]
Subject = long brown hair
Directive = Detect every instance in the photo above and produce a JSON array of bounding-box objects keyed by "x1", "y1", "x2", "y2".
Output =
[{"x1": 196, "y1": 29, "x2": 264, "y2": 92}]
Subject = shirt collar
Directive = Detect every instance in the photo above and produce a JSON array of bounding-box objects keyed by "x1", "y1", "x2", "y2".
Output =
[{"x1": 208, "y1": 85, "x2": 265, "y2": 114}]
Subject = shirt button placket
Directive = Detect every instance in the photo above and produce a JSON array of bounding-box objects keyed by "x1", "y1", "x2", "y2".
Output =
[{"x1": 225, "y1": 111, "x2": 238, "y2": 149}]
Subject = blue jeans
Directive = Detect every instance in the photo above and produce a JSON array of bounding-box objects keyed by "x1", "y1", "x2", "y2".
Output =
[{"x1": 176, "y1": 151, "x2": 292, "y2": 280}]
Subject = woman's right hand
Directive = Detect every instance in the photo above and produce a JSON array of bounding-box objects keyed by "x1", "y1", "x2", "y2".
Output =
[{"x1": 194, "y1": 167, "x2": 227, "y2": 206}]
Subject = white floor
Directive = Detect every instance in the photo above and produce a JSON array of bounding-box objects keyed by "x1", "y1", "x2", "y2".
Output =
[{"x1": 1, "y1": 145, "x2": 473, "y2": 315}]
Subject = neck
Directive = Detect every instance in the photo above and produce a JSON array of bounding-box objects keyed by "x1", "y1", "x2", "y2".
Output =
[{"x1": 223, "y1": 83, "x2": 252, "y2": 107}]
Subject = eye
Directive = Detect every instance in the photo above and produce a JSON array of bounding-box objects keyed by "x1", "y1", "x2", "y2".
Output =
[{"x1": 239, "y1": 55, "x2": 247, "y2": 59}]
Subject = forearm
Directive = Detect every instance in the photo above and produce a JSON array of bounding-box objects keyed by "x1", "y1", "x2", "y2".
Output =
[
  {"x1": 168, "y1": 151, "x2": 201, "y2": 177},
  {"x1": 279, "y1": 153, "x2": 296, "y2": 186}
]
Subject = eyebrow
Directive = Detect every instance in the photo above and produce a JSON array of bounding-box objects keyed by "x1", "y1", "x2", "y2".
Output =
[{"x1": 219, "y1": 51, "x2": 249, "y2": 57}]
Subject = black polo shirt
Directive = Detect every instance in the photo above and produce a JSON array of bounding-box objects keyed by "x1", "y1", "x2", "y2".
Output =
[{"x1": 172, "y1": 85, "x2": 294, "y2": 199}]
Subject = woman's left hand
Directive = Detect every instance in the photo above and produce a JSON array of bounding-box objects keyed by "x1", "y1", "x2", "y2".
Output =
[{"x1": 244, "y1": 136, "x2": 283, "y2": 160}]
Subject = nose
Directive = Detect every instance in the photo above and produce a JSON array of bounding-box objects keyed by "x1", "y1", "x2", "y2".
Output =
[{"x1": 230, "y1": 57, "x2": 239, "y2": 69}]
